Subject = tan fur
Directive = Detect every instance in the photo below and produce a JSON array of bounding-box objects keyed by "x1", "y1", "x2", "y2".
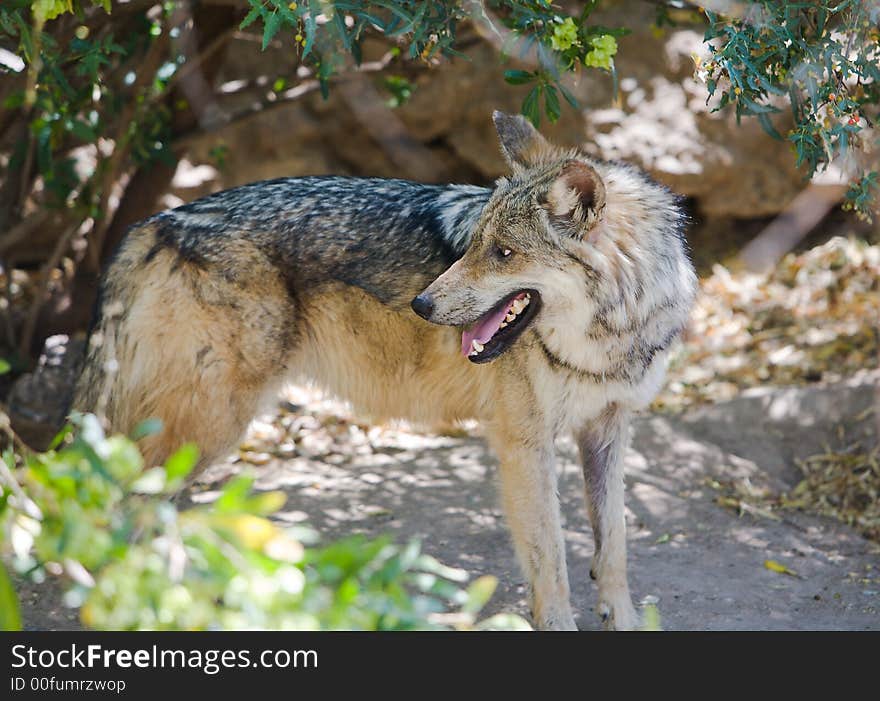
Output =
[
  {"x1": 74, "y1": 225, "x2": 295, "y2": 468},
  {"x1": 75, "y1": 228, "x2": 504, "y2": 465},
  {"x1": 293, "y1": 287, "x2": 496, "y2": 427}
]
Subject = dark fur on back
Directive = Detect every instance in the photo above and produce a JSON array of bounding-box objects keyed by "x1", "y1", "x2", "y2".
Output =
[{"x1": 143, "y1": 177, "x2": 490, "y2": 307}]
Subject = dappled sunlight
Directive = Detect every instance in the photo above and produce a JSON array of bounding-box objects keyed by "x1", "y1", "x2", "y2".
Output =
[{"x1": 179, "y1": 371, "x2": 880, "y2": 630}]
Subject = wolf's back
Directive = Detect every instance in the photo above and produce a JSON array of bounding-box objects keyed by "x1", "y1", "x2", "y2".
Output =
[{"x1": 71, "y1": 176, "x2": 490, "y2": 467}]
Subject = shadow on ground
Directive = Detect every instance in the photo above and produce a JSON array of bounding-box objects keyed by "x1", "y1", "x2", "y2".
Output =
[
  {"x1": 17, "y1": 375, "x2": 878, "y2": 630},
  {"x1": 183, "y1": 374, "x2": 879, "y2": 631}
]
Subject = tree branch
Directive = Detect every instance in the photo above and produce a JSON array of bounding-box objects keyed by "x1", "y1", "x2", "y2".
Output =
[
  {"x1": 0, "y1": 211, "x2": 52, "y2": 255},
  {"x1": 83, "y1": 24, "x2": 172, "y2": 273},
  {"x1": 18, "y1": 221, "x2": 79, "y2": 358}
]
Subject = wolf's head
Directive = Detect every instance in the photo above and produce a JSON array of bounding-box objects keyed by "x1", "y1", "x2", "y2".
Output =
[{"x1": 411, "y1": 110, "x2": 691, "y2": 366}]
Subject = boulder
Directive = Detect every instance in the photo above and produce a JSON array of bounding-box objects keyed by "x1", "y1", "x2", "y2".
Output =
[
  {"x1": 581, "y1": 15, "x2": 807, "y2": 217},
  {"x1": 174, "y1": 3, "x2": 806, "y2": 218}
]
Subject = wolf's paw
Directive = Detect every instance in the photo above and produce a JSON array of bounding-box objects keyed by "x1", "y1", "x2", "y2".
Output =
[
  {"x1": 537, "y1": 612, "x2": 578, "y2": 631},
  {"x1": 533, "y1": 601, "x2": 578, "y2": 631},
  {"x1": 597, "y1": 595, "x2": 640, "y2": 631}
]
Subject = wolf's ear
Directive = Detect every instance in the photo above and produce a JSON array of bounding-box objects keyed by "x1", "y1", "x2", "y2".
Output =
[
  {"x1": 540, "y1": 160, "x2": 606, "y2": 236},
  {"x1": 493, "y1": 110, "x2": 551, "y2": 170}
]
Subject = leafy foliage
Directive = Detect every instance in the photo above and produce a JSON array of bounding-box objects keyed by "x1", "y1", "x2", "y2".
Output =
[
  {"x1": 699, "y1": 1, "x2": 879, "y2": 219},
  {"x1": 1, "y1": 1, "x2": 170, "y2": 216},
  {"x1": 238, "y1": 1, "x2": 623, "y2": 122},
  {"x1": 0, "y1": 414, "x2": 528, "y2": 630},
  {"x1": 493, "y1": 0, "x2": 625, "y2": 126}
]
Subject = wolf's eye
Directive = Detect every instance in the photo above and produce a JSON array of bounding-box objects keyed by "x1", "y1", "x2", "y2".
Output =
[{"x1": 497, "y1": 246, "x2": 513, "y2": 258}]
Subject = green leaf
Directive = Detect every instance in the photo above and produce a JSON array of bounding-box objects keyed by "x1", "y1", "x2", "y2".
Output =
[
  {"x1": 0, "y1": 358, "x2": 10, "y2": 374},
  {"x1": 333, "y1": 11, "x2": 351, "y2": 52},
  {"x1": 240, "y1": 5, "x2": 261, "y2": 30},
  {"x1": 47, "y1": 423, "x2": 72, "y2": 450},
  {"x1": 741, "y1": 97, "x2": 781, "y2": 115},
  {"x1": 302, "y1": 5, "x2": 317, "y2": 58},
  {"x1": 69, "y1": 119, "x2": 96, "y2": 142},
  {"x1": 558, "y1": 83, "x2": 579, "y2": 109},
  {"x1": 243, "y1": 490, "x2": 286, "y2": 516},
  {"x1": 521, "y1": 85, "x2": 542, "y2": 127},
  {"x1": 3, "y1": 92, "x2": 24, "y2": 110},
  {"x1": 641, "y1": 604, "x2": 662, "y2": 631},
  {"x1": 130, "y1": 467, "x2": 166, "y2": 494},
  {"x1": 216, "y1": 474, "x2": 256, "y2": 513},
  {"x1": 164, "y1": 442, "x2": 199, "y2": 487},
  {"x1": 130, "y1": 418, "x2": 163, "y2": 441},
  {"x1": 262, "y1": 11, "x2": 282, "y2": 51},
  {"x1": 544, "y1": 85, "x2": 561, "y2": 123},
  {"x1": 757, "y1": 112, "x2": 782, "y2": 140},
  {"x1": 550, "y1": 17, "x2": 579, "y2": 52},
  {"x1": 475, "y1": 613, "x2": 532, "y2": 631},
  {"x1": 504, "y1": 69, "x2": 534, "y2": 86},
  {"x1": 36, "y1": 124, "x2": 53, "y2": 176},
  {"x1": 0, "y1": 563, "x2": 22, "y2": 631},
  {"x1": 2, "y1": 448, "x2": 13, "y2": 472},
  {"x1": 462, "y1": 575, "x2": 496, "y2": 615}
]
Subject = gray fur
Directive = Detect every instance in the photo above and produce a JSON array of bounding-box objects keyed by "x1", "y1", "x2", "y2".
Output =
[{"x1": 143, "y1": 176, "x2": 489, "y2": 307}]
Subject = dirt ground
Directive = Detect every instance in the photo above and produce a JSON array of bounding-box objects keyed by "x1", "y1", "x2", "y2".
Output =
[
  {"x1": 17, "y1": 372, "x2": 879, "y2": 631},
  {"x1": 173, "y1": 373, "x2": 877, "y2": 632}
]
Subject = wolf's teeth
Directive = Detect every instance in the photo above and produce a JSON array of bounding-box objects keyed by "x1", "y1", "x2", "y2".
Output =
[
  {"x1": 472, "y1": 340, "x2": 484, "y2": 353},
  {"x1": 511, "y1": 299, "x2": 525, "y2": 314},
  {"x1": 500, "y1": 321, "x2": 508, "y2": 328},
  {"x1": 522, "y1": 296, "x2": 530, "y2": 306},
  {"x1": 505, "y1": 312, "x2": 516, "y2": 322}
]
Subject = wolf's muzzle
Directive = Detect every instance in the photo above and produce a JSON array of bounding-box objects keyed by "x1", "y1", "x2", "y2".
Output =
[{"x1": 410, "y1": 293, "x2": 434, "y2": 320}]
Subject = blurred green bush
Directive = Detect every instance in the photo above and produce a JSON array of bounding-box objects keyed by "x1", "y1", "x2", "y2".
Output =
[{"x1": 0, "y1": 412, "x2": 529, "y2": 631}]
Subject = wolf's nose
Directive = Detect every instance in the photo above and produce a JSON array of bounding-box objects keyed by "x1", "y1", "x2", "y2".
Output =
[{"x1": 411, "y1": 293, "x2": 434, "y2": 320}]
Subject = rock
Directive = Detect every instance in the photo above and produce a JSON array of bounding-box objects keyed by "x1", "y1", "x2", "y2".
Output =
[
  {"x1": 393, "y1": 41, "x2": 587, "y2": 179},
  {"x1": 577, "y1": 6, "x2": 807, "y2": 217},
  {"x1": 8, "y1": 334, "x2": 85, "y2": 450}
]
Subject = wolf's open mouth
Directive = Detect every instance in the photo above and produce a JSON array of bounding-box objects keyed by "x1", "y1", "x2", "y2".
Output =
[{"x1": 461, "y1": 290, "x2": 541, "y2": 364}]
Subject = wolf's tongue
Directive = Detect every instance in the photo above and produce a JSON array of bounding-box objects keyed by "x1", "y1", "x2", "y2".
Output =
[{"x1": 461, "y1": 297, "x2": 517, "y2": 356}]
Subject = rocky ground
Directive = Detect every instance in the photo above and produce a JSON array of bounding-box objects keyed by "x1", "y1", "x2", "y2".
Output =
[{"x1": 18, "y1": 374, "x2": 879, "y2": 631}]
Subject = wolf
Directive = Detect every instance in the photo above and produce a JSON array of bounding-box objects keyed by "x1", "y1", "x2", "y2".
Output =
[{"x1": 73, "y1": 111, "x2": 697, "y2": 630}]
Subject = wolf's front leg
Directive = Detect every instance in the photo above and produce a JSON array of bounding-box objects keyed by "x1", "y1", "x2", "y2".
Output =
[
  {"x1": 487, "y1": 424, "x2": 576, "y2": 631},
  {"x1": 575, "y1": 404, "x2": 639, "y2": 631}
]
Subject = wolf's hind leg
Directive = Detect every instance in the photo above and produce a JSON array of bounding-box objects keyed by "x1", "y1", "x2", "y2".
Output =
[
  {"x1": 575, "y1": 404, "x2": 639, "y2": 631},
  {"x1": 487, "y1": 419, "x2": 576, "y2": 631},
  {"x1": 133, "y1": 337, "x2": 282, "y2": 471},
  {"x1": 73, "y1": 237, "x2": 293, "y2": 472}
]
